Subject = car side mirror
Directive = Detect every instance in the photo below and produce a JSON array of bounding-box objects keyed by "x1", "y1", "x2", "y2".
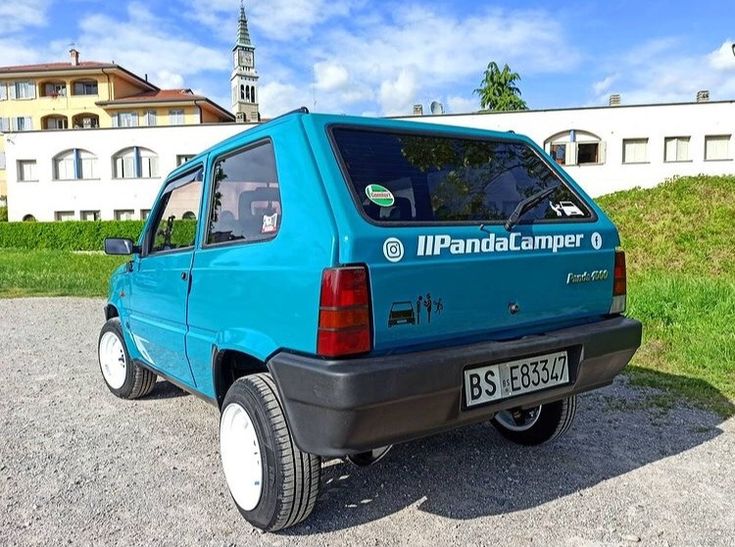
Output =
[{"x1": 104, "y1": 238, "x2": 139, "y2": 256}]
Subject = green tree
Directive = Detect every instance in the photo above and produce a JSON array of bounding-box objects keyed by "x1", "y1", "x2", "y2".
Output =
[{"x1": 474, "y1": 61, "x2": 528, "y2": 111}]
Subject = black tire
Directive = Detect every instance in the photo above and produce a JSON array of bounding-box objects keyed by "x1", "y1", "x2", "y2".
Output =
[
  {"x1": 220, "y1": 373, "x2": 321, "y2": 532},
  {"x1": 491, "y1": 395, "x2": 577, "y2": 446},
  {"x1": 97, "y1": 318, "x2": 156, "y2": 399}
]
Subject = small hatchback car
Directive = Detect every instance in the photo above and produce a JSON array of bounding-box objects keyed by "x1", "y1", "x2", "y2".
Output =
[{"x1": 100, "y1": 109, "x2": 642, "y2": 531}]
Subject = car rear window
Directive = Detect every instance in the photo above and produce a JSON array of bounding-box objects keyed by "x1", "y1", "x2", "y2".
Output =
[{"x1": 331, "y1": 128, "x2": 592, "y2": 224}]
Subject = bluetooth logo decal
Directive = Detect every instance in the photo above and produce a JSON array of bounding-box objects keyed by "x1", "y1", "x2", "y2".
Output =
[
  {"x1": 383, "y1": 238, "x2": 404, "y2": 262},
  {"x1": 591, "y1": 232, "x2": 603, "y2": 250}
]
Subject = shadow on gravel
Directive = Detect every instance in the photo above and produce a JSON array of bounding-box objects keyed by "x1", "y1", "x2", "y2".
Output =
[
  {"x1": 143, "y1": 380, "x2": 189, "y2": 401},
  {"x1": 284, "y1": 373, "x2": 733, "y2": 535}
]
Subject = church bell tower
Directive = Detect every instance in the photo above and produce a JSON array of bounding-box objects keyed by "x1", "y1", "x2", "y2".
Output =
[{"x1": 231, "y1": 3, "x2": 259, "y2": 123}]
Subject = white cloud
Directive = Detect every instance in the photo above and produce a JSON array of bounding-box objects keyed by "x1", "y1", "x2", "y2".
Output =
[
  {"x1": 708, "y1": 40, "x2": 735, "y2": 71},
  {"x1": 298, "y1": 5, "x2": 579, "y2": 115},
  {"x1": 50, "y1": 2, "x2": 229, "y2": 94},
  {"x1": 0, "y1": 0, "x2": 51, "y2": 34},
  {"x1": 446, "y1": 96, "x2": 478, "y2": 114},
  {"x1": 379, "y1": 69, "x2": 419, "y2": 115},
  {"x1": 257, "y1": 81, "x2": 305, "y2": 118},
  {"x1": 182, "y1": 0, "x2": 359, "y2": 42},
  {"x1": 593, "y1": 74, "x2": 618, "y2": 95},
  {"x1": 592, "y1": 39, "x2": 735, "y2": 105},
  {"x1": 313, "y1": 62, "x2": 350, "y2": 92}
]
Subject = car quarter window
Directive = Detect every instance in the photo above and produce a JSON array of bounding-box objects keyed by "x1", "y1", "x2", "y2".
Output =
[
  {"x1": 147, "y1": 168, "x2": 203, "y2": 254},
  {"x1": 207, "y1": 141, "x2": 281, "y2": 245}
]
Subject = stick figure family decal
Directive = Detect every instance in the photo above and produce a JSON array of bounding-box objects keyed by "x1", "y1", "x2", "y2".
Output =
[{"x1": 388, "y1": 293, "x2": 444, "y2": 328}]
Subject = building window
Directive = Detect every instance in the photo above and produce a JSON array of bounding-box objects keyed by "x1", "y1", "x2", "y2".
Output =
[
  {"x1": 544, "y1": 130, "x2": 605, "y2": 166},
  {"x1": 0, "y1": 83, "x2": 7, "y2": 100},
  {"x1": 17, "y1": 160, "x2": 37, "y2": 182},
  {"x1": 43, "y1": 115, "x2": 68, "y2": 130},
  {"x1": 549, "y1": 143, "x2": 566, "y2": 165},
  {"x1": 12, "y1": 117, "x2": 33, "y2": 131},
  {"x1": 42, "y1": 82, "x2": 67, "y2": 97},
  {"x1": 116, "y1": 112, "x2": 139, "y2": 127},
  {"x1": 664, "y1": 137, "x2": 690, "y2": 162},
  {"x1": 53, "y1": 149, "x2": 98, "y2": 180},
  {"x1": 623, "y1": 138, "x2": 649, "y2": 164},
  {"x1": 577, "y1": 143, "x2": 599, "y2": 165},
  {"x1": 169, "y1": 109, "x2": 185, "y2": 125},
  {"x1": 55, "y1": 211, "x2": 75, "y2": 221},
  {"x1": 145, "y1": 110, "x2": 157, "y2": 126},
  {"x1": 12, "y1": 81, "x2": 36, "y2": 99},
  {"x1": 114, "y1": 210, "x2": 135, "y2": 221},
  {"x1": 140, "y1": 209, "x2": 151, "y2": 220},
  {"x1": 176, "y1": 154, "x2": 195, "y2": 166},
  {"x1": 113, "y1": 147, "x2": 159, "y2": 179},
  {"x1": 704, "y1": 135, "x2": 731, "y2": 161},
  {"x1": 80, "y1": 210, "x2": 100, "y2": 221},
  {"x1": 72, "y1": 80, "x2": 98, "y2": 95},
  {"x1": 72, "y1": 114, "x2": 99, "y2": 129},
  {"x1": 22, "y1": 214, "x2": 36, "y2": 222},
  {"x1": 0, "y1": 152, "x2": 5, "y2": 170}
]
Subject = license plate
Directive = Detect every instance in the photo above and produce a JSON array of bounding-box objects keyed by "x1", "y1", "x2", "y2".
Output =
[{"x1": 463, "y1": 351, "x2": 569, "y2": 408}]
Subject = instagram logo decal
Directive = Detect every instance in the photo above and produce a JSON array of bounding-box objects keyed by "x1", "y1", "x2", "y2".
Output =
[{"x1": 383, "y1": 238, "x2": 404, "y2": 263}]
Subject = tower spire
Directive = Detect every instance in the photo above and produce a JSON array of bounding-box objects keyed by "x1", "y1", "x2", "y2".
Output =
[
  {"x1": 231, "y1": 2, "x2": 259, "y2": 123},
  {"x1": 236, "y1": 1, "x2": 252, "y2": 47}
]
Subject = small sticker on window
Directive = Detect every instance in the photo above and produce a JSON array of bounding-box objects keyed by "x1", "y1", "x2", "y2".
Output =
[
  {"x1": 365, "y1": 184, "x2": 395, "y2": 207},
  {"x1": 261, "y1": 213, "x2": 278, "y2": 234},
  {"x1": 549, "y1": 201, "x2": 584, "y2": 217}
]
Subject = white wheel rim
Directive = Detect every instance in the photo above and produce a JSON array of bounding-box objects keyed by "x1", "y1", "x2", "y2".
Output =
[
  {"x1": 495, "y1": 406, "x2": 542, "y2": 432},
  {"x1": 220, "y1": 403, "x2": 263, "y2": 511},
  {"x1": 99, "y1": 331, "x2": 127, "y2": 389}
]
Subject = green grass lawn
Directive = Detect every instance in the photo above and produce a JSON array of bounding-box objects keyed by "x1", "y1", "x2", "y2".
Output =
[
  {"x1": 0, "y1": 249, "x2": 126, "y2": 298},
  {"x1": 597, "y1": 175, "x2": 735, "y2": 415},
  {"x1": 1, "y1": 175, "x2": 733, "y2": 413}
]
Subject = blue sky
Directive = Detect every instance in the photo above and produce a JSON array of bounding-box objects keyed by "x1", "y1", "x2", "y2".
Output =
[{"x1": 1, "y1": 0, "x2": 734, "y2": 117}]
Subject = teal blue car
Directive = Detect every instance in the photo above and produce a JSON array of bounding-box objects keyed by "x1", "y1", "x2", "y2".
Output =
[{"x1": 99, "y1": 108, "x2": 642, "y2": 531}]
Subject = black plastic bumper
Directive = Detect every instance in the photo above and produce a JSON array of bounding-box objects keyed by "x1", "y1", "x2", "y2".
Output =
[{"x1": 268, "y1": 316, "x2": 642, "y2": 457}]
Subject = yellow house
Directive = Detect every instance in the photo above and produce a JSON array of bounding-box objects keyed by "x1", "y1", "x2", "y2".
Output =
[{"x1": 0, "y1": 49, "x2": 234, "y2": 201}]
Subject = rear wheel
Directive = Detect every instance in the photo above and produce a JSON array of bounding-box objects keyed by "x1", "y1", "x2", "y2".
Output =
[
  {"x1": 220, "y1": 373, "x2": 321, "y2": 532},
  {"x1": 491, "y1": 395, "x2": 577, "y2": 446},
  {"x1": 98, "y1": 318, "x2": 156, "y2": 399}
]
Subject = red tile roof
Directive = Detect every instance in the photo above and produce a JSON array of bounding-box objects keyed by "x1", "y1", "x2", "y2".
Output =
[
  {"x1": 104, "y1": 89, "x2": 207, "y2": 103},
  {"x1": 0, "y1": 61, "x2": 115, "y2": 73}
]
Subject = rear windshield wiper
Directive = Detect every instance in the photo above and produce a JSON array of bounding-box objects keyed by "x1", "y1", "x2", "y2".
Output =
[{"x1": 504, "y1": 184, "x2": 559, "y2": 231}]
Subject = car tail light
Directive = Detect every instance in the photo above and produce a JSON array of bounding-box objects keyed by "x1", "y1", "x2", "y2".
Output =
[
  {"x1": 610, "y1": 250, "x2": 627, "y2": 314},
  {"x1": 317, "y1": 266, "x2": 372, "y2": 357}
]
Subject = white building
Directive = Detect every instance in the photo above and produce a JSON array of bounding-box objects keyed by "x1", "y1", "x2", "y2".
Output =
[
  {"x1": 4, "y1": 123, "x2": 247, "y2": 221},
  {"x1": 4, "y1": 98, "x2": 735, "y2": 221}
]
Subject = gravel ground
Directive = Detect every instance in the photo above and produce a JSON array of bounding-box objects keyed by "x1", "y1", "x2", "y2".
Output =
[{"x1": 1, "y1": 297, "x2": 733, "y2": 547}]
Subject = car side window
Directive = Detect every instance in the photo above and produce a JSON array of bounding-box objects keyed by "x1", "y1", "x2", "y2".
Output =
[
  {"x1": 148, "y1": 168, "x2": 203, "y2": 254},
  {"x1": 207, "y1": 141, "x2": 281, "y2": 245}
]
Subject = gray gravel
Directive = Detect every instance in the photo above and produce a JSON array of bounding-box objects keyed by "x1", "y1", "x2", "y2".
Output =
[{"x1": 1, "y1": 297, "x2": 733, "y2": 546}]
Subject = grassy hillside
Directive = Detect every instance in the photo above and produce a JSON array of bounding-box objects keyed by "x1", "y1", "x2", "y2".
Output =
[{"x1": 598, "y1": 175, "x2": 735, "y2": 414}]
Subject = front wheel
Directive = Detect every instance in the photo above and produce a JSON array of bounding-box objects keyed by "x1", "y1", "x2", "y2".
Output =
[
  {"x1": 98, "y1": 318, "x2": 156, "y2": 399},
  {"x1": 220, "y1": 373, "x2": 321, "y2": 532},
  {"x1": 491, "y1": 395, "x2": 577, "y2": 446}
]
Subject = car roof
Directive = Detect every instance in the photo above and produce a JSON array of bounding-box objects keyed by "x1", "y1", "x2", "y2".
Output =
[{"x1": 167, "y1": 108, "x2": 537, "y2": 180}]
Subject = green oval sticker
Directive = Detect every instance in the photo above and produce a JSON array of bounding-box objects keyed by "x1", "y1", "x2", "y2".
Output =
[{"x1": 365, "y1": 184, "x2": 395, "y2": 207}]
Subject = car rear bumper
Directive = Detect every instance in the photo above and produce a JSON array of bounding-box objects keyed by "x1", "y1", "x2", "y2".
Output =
[{"x1": 267, "y1": 316, "x2": 642, "y2": 457}]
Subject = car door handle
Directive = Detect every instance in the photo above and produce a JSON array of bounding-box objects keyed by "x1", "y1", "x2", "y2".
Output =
[{"x1": 180, "y1": 272, "x2": 188, "y2": 281}]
